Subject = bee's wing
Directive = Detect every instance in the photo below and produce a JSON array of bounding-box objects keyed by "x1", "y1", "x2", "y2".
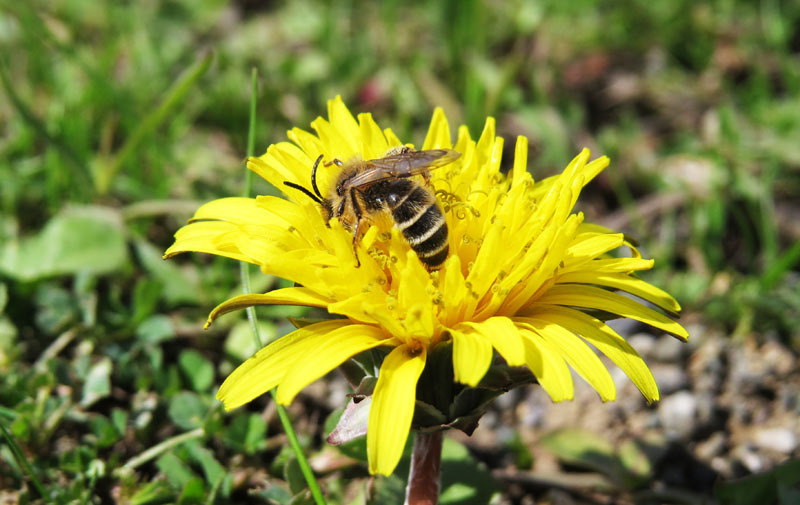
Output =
[{"x1": 348, "y1": 149, "x2": 461, "y2": 188}]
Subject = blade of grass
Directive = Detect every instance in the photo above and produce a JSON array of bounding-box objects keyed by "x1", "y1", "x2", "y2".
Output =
[
  {"x1": 206, "y1": 474, "x2": 225, "y2": 505},
  {"x1": 95, "y1": 50, "x2": 213, "y2": 195},
  {"x1": 0, "y1": 405, "x2": 19, "y2": 420},
  {"x1": 239, "y1": 68, "x2": 327, "y2": 505},
  {"x1": 761, "y1": 239, "x2": 800, "y2": 290},
  {"x1": 0, "y1": 421, "x2": 47, "y2": 498},
  {"x1": 116, "y1": 427, "x2": 204, "y2": 474},
  {"x1": 0, "y1": 56, "x2": 92, "y2": 190}
]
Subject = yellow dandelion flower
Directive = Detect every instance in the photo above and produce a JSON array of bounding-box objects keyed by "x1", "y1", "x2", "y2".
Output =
[{"x1": 164, "y1": 97, "x2": 688, "y2": 476}]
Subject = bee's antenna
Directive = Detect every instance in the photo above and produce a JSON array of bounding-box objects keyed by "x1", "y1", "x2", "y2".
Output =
[
  {"x1": 311, "y1": 154, "x2": 324, "y2": 199},
  {"x1": 283, "y1": 154, "x2": 327, "y2": 205},
  {"x1": 283, "y1": 181, "x2": 323, "y2": 205}
]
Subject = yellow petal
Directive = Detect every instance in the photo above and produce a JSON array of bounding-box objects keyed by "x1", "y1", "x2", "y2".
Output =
[
  {"x1": 555, "y1": 273, "x2": 682, "y2": 313},
  {"x1": 398, "y1": 251, "x2": 436, "y2": 338},
  {"x1": 216, "y1": 320, "x2": 351, "y2": 410},
  {"x1": 531, "y1": 305, "x2": 659, "y2": 402},
  {"x1": 422, "y1": 107, "x2": 453, "y2": 150},
  {"x1": 511, "y1": 135, "x2": 530, "y2": 188},
  {"x1": 528, "y1": 150, "x2": 607, "y2": 203},
  {"x1": 188, "y1": 197, "x2": 261, "y2": 224},
  {"x1": 474, "y1": 116, "x2": 496, "y2": 169},
  {"x1": 562, "y1": 148, "x2": 591, "y2": 180},
  {"x1": 493, "y1": 185, "x2": 562, "y2": 296},
  {"x1": 328, "y1": 292, "x2": 404, "y2": 334},
  {"x1": 368, "y1": 344, "x2": 427, "y2": 475},
  {"x1": 458, "y1": 316, "x2": 525, "y2": 366},
  {"x1": 327, "y1": 96, "x2": 361, "y2": 153},
  {"x1": 453, "y1": 124, "x2": 473, "y2": 158},
  {"x1": 565, "y1": 233, "x2": 625, "y2": 262},
  {"x1": 358, "y1": 112, "x2": 389, "y2": 159},
  {"x1": 449, "y1": 327, "x2": 493, "y2": 386},
  {"x1": 276, "y1": 324, "x2": 389, "y2": 404},
  {"x1": 519, "y1": 328, "x2": 574, "y2": 401},
  {"x1": 311, "y1": 116, "x2": 357, "y2": 162},
  {"x1": 464, "y1": 215, "x2": 505, "y2": 312},
  {"x1": 517, "y1": 317, "x2": 616, "y2": 401},
  {"x1": 534, "y1": 284, "x2": 688, "y2": 340},
  {"x1": 262, "y1": 142, "x2": 315, "y2": 191},
  {"x1": 383, "y1": 127, "x2": 403, "y2": 148},
  {"x1": 441, "y1": 255, "x2": 468, "y2": 327},
  {"x1": 205, "y1": 288, "x2": 334, "y2": 329},
  {"x1": 502, "y1": 213, "x2": 582, "y2": 315},
  {"x1": 561, "y1": 257, "x2": 655, "y2": 274},
  {"x1": 163, "y1": 221, "x2": 253, "y2": 263},
  {"x1": 287, "y1": 127, "x2": 325, "y2": 163},
  {"x1": 580, "y1": 155, "x2": 610, "y2": 188}
]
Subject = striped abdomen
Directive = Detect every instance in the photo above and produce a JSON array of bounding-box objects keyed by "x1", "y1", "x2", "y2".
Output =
[{"x1": 366, "y1": 179, "x2": 449, "y2": 269}]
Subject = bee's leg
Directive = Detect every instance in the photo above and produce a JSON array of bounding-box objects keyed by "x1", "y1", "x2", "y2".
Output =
[
  {"x1": 350, "y1": 187, "x2": 363, "y2": 267},
  {"x1": 324, "y1": 158, "x2": 344, "y2": 168},
  {"x1": 421, "y1": 170, "x2": 431, "y2": 186}
]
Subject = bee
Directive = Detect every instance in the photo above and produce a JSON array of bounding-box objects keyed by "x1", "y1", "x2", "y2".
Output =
[{"x1": 283, "y1": 147, "x2": 461, "y2": 269}]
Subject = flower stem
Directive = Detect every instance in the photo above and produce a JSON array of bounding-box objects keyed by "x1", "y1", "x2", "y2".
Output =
[
  {"x1": 240, "y1": 68, "x2": 326, "y2": 505},
  {"x1": 404, "y1": 431, "x2": 443, "y2": 505}
]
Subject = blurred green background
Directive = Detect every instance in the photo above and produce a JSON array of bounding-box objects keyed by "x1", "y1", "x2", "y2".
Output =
[{"x1": 1, "y1": 0, "x2": 799, "y2": 503}]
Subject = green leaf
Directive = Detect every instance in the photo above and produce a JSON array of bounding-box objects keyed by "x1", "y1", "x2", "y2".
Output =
[
  {"x1": 59, "y1": 446, "x2": 98, "y2": 475},
  {"x1": 132, "y1": 278, "x2": 164, "y2": 324},
  {"x1": 0, "y1": 283, "x2": 7, "y2": 313},
  {"x1": 411, "y1": 399, "x2": 448, "y2": 428},
  {"x1": 0, "y1": 282, "x2": 19, "y2": 366},
  {"x1": 130, "y1": 480, "x2": 174, "y2": 505},
  {"x1": 715, "y1": 458, "x2": 800, "y2": 505},
  {"x1": 168, "y1": 392, "x2": 207, "y2": 430},
  {"x1": 0, "y1": 316, "x2": 19, "y2": 368},
  {"x1": 157, "y1": 452, "x2": 197, "y2": 490},
  {"x1": 539, "y1": 428, "x2": 616, "y2": 471},
  {"x1": 440, "y1": 438, "x2": 499, "y2": 505},
  {"x1": 503, "y1": 431, "x2": 533, "y2": 470},
  {"x1": 373, "y1": 473, "x2": 406, "y2": 505},
  {"x1": 618, "y1": 439, "x2": 654, "y2": 483},
  {"x1": 111, "y1": 408, "x2": 128, "y2": 436},
  {"x1": 134, "y1": 240, "x2": 204, "y2": 306},
  {"x1": 439, "y1": 483, "x2": 476, "y2": 503},
  {"x1": 224, "y1": 320, "x2": 276, "y2": 362},
  {"x1": 288, "y1": 491, "x2": 317, "y2": 505},
  {"x1": 136, "y1": 314, "x2": 175, "y2": 344},
  {"x1": 35, "y1": 283, "x2": 79, "y2": 334},
  {"x1": 185, "y1": 440, "x2": 226, "y2": 487},
  {"x1": 0, "y1": 206, "x2": 127, "y2": 281},
  {"x1": 222, "y1": 413, "x2": 267, "y2": 454},
  {"x1": 178, "y1": 477, "x2": 205, "y2": 504},
  {"x1": 254, "y1": 486, "x2": 292, "y2": 504},
  {"x1": 538, "y1": 428, "x2": 640, "y2": 489},
  {"x1": 90, "y1": 415, "x2": 120, "y2": 448},
  {"x1": 178, "y1": 350, "x2": 214, "y2": 392},
  {"x1": 81, "y1": 357, "x2": 112, "y2": 407},
  {"x1": 155, "y1": 365, "x2": 183, "y2": 397},
  {"x1": 285, "y1": 457, "x2": 306, "y2": 496}
]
